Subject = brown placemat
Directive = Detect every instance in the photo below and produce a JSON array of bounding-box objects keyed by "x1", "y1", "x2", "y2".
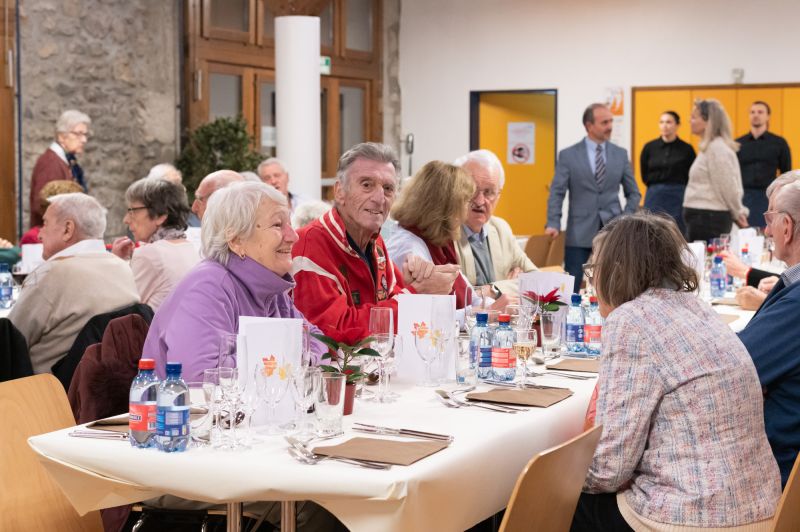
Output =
[
  {"x1": 717, "y1": 313, "x2": 739, "y2": 325},
  {"x1": 312, "y1": 437, "x2": 450, "y2": 466},
  {"x1": 711, "y1": 297, "x2": 739, "y2": 306},
  {"x1": 547, "y1": 358, "x2": 600, "y2": 373},
  {"x1": 466, "y1": 387, "x2": 573, "y2": 408}
]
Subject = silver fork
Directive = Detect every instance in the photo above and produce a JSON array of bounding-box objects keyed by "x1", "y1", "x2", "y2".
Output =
[
  {"x1": 284, "y1": 436, "x2": 391, "y2": 470},
  {"x1": 445, "y1": 391, "x2": 529, "y2": 413},
  {"x1": 434, "y1": 389, "x2": 519, "y2": 413}
]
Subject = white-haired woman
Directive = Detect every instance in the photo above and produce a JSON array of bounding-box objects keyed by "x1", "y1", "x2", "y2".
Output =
[
  {"x1": 29, "y1": 109, "x2": 91, "y2": 228},
  {"x1": 142, "y1": 181, "x2": 325, "y2": 382},
  {"x1": 112, "y1": 178, "x2": 199, "y2": 311},
  {"x1": 682, "y1": 98, "x2": 749, "y2": 241}
]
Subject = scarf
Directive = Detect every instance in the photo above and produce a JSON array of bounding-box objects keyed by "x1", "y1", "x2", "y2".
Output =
[{"x1": 149, "y1": 226, "x2": 187, "y2": 243}]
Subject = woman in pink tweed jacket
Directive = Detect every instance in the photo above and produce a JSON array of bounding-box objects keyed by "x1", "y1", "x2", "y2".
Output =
[{"x1": 571, "y1": 212, "x2": 780, "y2": 531}]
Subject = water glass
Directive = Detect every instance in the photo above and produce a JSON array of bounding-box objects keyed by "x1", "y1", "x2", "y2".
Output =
[
  {"x1": 202, "y1": 369, "x2": 224, "y2": 447},
  {"x1": 186, "y1": 381, "x2": 211, "y2": 445},
  {"x1": 454, "y1": 333, "x2": 477, "y2": 386},
  {"x1": 512, "y1": 329, "x2": 537, "y2": 389},
  {"x1": 291, "y1": 367, "x2": 321, "y2": 439},
  {"x1": 315, "y1": 373, "x2": 346, "y2": 437},
  {"x1": 540, "y1": 312, "x2": 562, "y2": 358}
]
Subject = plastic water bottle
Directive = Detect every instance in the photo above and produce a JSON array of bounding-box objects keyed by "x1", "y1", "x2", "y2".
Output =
[
  {"x1": 734, "y1": 246, "x2": 751, "y2": 289},
  {"x1": 471, "y1": 313, "x2": 493, "y2": 380},
  {"x1": 491, "y1": 314, "x2": 516, "y2": 381},
  {"x1": 0, "y1": 264, "x2": 12, "y2": 310},
  {"x1": 583, "y1": 297, "x2": 603, "y2": 357},
  {"x1": 710, "y1": 255, "x2": 727, "y2": 298},
  {"x1": 565, "y1": 294, "x2": 585, "y2": 354},
  {"x1": 156, "y1": 362, "x2": 190, "y2": 452},
  {"x1": 129, "y1": 358, "x2": 159, "y2": 448}
]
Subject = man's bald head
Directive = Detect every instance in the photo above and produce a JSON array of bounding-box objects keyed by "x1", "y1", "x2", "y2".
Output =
[{"x1": 192, "y1": 170, "x2": 244, "y2": 219}]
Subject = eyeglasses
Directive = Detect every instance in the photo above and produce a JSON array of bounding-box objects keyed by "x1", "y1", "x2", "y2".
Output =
[
  {"x1": 763, "y1": 210, "x2": 794, "y2": 226},
  {"x1": 582, "y1": 262, "x2": 595, "y2": 283},
  {"x1": 68, "y1": 129, "x2": 91, "y2": 139},
  {"x1": 125, "y1": 206, "x2": 148, "y2": 215},
  {"x1": 473, "y1": 188, "x2": 499, "y2": 201}
]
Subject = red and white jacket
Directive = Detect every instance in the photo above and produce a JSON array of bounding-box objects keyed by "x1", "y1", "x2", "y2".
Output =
[{"x1": 291, "y1": 208, "x2": 413, "y2": 336}]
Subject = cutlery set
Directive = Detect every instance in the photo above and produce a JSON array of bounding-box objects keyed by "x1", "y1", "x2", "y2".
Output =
[{"x1": 434, "y1": 389, "x2": 528, "y2": 413}]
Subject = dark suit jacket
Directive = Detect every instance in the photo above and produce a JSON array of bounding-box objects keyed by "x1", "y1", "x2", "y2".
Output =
[
  {"x1": 0, "y1": 318, "x2": 33, "y2": 382},
  {"x1": 546, "y1": 138, "x2": 641, "y2": 248}
]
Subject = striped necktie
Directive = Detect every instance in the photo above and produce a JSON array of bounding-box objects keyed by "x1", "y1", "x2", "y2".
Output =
[{"x1": 595, "y1": 144, "x2": 606, "y2": 188}]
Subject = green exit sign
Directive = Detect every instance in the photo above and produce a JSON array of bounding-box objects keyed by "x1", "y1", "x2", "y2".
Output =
[{"x1": 320, "y1": 56, "x2": 331, "y2": 75}]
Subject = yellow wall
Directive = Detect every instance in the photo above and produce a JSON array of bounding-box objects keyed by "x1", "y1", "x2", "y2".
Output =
[
  {"x1": 477, "y1": 92, "x2": 556, "y2": 235},
  {"x1": 632, "y1": 85, "x2": 800, "y2": 203}
]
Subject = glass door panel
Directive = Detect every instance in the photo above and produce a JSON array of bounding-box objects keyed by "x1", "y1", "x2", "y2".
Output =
[
  {"x1": 258, "y1": 80, "x2": 276, "y2": 156},
  {"x1": 339, "y1": 85, "x2": 366, "y2": 155},
  {"x1": 209, "y1": 73, "x2": 242, "y2": 120}
]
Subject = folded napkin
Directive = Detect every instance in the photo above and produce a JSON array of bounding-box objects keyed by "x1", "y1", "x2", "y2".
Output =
[
  {"x1": 313, "y1": 437, "x2": 449, "y2": 466},
  {"x1": 716, "y1": 313, "x2": 739, "y2": 325},
  {"x1": 547, "y1": 358, "x2": 600, "y2": 373},
  {"x1": 711, "y1": 297, "x2": 739, "y2": 306},
  {"x1": 466, "y1": 387, "x2": 573, "y2": 408},
  {"x1": 87, "y1": 413, "x2": 129, "y2": 433}
]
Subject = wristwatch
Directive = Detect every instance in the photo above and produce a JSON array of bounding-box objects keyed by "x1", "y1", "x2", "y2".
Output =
[{"x1": 489, "y1": 284, "x2": 501, "y2": 299}]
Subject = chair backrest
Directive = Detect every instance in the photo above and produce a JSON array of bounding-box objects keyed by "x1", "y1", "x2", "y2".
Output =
[
  {"x1": 525, "y1": 235, "x2": 552, "y2": 267},
  {"x1": 545, "y1": 231, "x2": 566, "y2": 268},
  {"x1": 772, "y1": 452, "x2": 800, "y2": 531},
  {"x1": 0, "y1": 374, "x2": 103, "y2": 531},
  {"x1": 499, "y1": 425, "x2": 603, "y2": 532},
  {"x1": 0, "y1": 318, "x2": 33, "y2": 382}
]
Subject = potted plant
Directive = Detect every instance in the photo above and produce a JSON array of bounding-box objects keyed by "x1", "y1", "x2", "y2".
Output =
[
  {"x1": 522, "y1": 289, "x2": 568, "y2": 347},
  {"x1": 311, "y1": 328, "x2": 379, "y2": 415}
]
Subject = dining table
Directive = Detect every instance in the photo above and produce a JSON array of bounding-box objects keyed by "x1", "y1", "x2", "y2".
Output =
[{"x1": 28, "y1": 372, "x2": 596, "y2": 532}]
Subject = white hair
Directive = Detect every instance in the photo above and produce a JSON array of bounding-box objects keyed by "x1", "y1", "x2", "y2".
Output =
[
  {"x1": 766, "y1": 170, "x2": 800, "y2": 200},
  {"x1": 146, "y1": 163, "x2": 181, "y2": 183},
  {"x1": 291, "y1": 200, "x2": 332, "y2": 228},
  {"x1": 48, "y1": 192, "x2": 107, "y2": 239},
  {"x1": 336, "y1": 142, "x2": 400, "y2": 187},
  {"x1": 202, "y1": 181, "x2": 287, "y2": 264},
  {"x1": 257, "y1": 157, "x2": 287, "y2": 176},
  {"x1": 55, "y1": 110, "x2": 91, "y2": 136},
  {"x1": 241, "y1": 171, "x2": 261, "y2": 182},
  {"x1": 454, "y1": 149, "x2": 505, "y2": 189},
  {"x1": 774, "y1": 180, "x2": 800, "y2": 237}
]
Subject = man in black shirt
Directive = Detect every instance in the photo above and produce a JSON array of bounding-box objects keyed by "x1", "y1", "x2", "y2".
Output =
[{"x1": 737, "y1": 101, "x2": 792, "y2": 227}]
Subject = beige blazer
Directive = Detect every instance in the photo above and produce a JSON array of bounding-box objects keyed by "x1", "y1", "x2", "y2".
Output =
[{"x1": 456, "y1": 216, "x2": 537, "y2": 296}]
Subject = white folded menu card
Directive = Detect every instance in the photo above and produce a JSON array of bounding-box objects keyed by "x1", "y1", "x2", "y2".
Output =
[
  {"x1": 237, "y1": 316, "x2": 303, "y2": 426},
  {"x1": 518, "y1": 270, "x2": 574, "y2": 324},
  {"x1": 396, "y1": 294, "x2": 456, "y2": 384}
]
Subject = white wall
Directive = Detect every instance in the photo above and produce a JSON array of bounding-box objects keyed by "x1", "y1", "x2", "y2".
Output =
[{"x1": 399, "y1": 0, "x2": 800, "y2": 169}]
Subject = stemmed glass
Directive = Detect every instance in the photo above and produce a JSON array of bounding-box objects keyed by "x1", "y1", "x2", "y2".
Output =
[
  {"x1": 368, "y1": 307, "x2": 395, "y2": 402},
  {"x1": 254, "y1": 359, "x2": 290, "y2": 435},
  {"x1": 202, "y1": 368, "x2": 223, "y2": 447},
  {"x1": 464, "y1": 285, "x2": 481, "y2": 333},
  {"x1": 291, "y1": 366, "x2": 321, "y2": 440},
  {"x1": 414, "y1": 324, "x2": 443, "y2": 387},
  {"x1": 513, "y1": 328, "x2": 537, "y2": 389}
]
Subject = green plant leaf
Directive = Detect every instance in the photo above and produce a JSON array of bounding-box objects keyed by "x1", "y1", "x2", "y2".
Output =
[
  {"x1": 319, "y1": 365, "x2": 338, "y2": 373},
  {"x1": 355, "y1": 347, "x2": 380, "y2": 357},
  {"x1": 311, "y1": 333, "x2": 341, "y2": 352}
]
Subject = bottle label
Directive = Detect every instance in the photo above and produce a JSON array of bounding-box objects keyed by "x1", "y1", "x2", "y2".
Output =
[
  {"x1": 566, "y1": 323, "x2": 584, "y2": 343},
  {"x1": 479, "y1": 346, "x2": 492, "y2": 367},
  {"x1": 491, "y1": 347, "x2": 515, "y2": 369},
  {"x1": 584, "y1": 325, "x2": 602, "y2": 344},
  {"x1": 156, "y1": 406, "x2": 190, "y2": 437},
  {"x1": 0, "y1": 286, "x2": 11, "y2": 299},
  {"x1": 129, "y1": 402, "x2": 156, "y2": 433}
]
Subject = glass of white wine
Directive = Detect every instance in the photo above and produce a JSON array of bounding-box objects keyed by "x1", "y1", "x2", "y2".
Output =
[{"x1": 513, "y1": 328, "x2": 537, "y2": 389}]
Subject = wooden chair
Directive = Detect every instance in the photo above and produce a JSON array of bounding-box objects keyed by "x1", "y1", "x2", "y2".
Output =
[
  {"x1": 499, "y1": 425, "x2": 603, "y2": 532},
  {"x1": 545, "y1": 231, "x2": 566, "y2": 268},
  {"x1": 525, "y1": 234, "x2": 553, "y2": 267},
  {"x1": 0, "y1": 374, "x2": 103, "y2": 531},
  {"x1": 772, "y1": 452, "x2": 800, "y2": 531}
]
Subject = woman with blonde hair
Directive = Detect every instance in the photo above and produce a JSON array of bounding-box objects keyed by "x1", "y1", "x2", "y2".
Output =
[
  {"x1": 682, "y1": 98, "x2": 749, "y2": 241},
  {"x1": 387, "y1": 161, "x2": 475, "y2": 308}
]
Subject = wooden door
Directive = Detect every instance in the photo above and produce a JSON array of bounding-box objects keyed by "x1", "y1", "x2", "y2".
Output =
[{"x1": 0, "y1": 3, "x2": 15, "y2": 239}]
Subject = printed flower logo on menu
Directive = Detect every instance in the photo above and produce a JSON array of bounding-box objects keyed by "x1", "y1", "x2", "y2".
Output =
[
  {"x1": 262, "y1": 355, "x2": 277, "y2": 377},
  {"x1": 413, "y1": 321, "x2": 429, "y2": 339}
]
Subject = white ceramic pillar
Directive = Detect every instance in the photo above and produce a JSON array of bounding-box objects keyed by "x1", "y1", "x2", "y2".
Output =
[{"x1": 275, "y1": 16, "x2": 321, "y2": 200}]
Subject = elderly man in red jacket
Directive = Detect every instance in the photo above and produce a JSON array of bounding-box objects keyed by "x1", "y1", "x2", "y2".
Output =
[{"x1": 292, "y1": 142, "x2": 457, "y2": 336}]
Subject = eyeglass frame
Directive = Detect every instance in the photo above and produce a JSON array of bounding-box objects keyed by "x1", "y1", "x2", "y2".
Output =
[
  {"x1": 582, "y1": 262, "x2": 595, "y2": 284},
  {"x1": 763, "y1": 210, "x2": 795, "y2": 226},
  {"x1": 125, "y1": 206, "x2": 149, "y2": 215},
  {"x1": 471, "y1": 187, "x2": 500, "y2": 202},
  {"x1": 67, "y1": 129, "x2": 92, "y2": 140}
]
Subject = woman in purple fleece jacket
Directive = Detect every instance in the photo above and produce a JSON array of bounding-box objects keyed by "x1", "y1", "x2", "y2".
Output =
[{"x1": 142, "y1": 181, "x2": 325, "y2": 381}]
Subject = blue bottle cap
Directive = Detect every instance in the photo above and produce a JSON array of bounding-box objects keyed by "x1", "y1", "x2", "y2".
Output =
[
  {"x1": 165, "y1": 362, "x2": 182, "y2": 375},
  {"x1": 713, "y1": 255, "x2": 723, "y2": 263},
  {"x1": 476, "y1": 312, "x2": 488, "y2": 324},
  {"x1": 571, "y1": 293, "x2": 582, "y2": 305}
]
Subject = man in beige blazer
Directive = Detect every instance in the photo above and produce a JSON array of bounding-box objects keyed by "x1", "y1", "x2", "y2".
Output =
[{"x1": 454, "y1": 150, "x2": 537, "y2": 297}]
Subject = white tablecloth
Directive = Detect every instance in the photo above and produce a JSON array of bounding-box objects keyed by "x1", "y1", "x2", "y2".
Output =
[{"x1": 29, "y1": 377, "x2": 595, "y2": 531}]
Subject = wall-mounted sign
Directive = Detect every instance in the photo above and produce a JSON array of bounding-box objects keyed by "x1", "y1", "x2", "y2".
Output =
[{"x1": 507, "y1": 122, "x2": 535, "y2": 165}]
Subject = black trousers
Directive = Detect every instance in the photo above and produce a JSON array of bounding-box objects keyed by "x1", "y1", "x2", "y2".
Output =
[
  {"x1": 683, "y1": 207, "x2": 733, "y2": 243},
  {"x1": 570, "y1": 492, "x2": 633, "y2": 532}
]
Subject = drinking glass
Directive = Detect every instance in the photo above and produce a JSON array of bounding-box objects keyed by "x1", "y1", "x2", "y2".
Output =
[
  {"x1": 186, "y1": 382, "x2": 211, "y2": 446},
  {"x1": 369, "y1": 307, "x2": 395, "y2": 402},
  {"x1": 202, "y1": 368, "x2": 224, "y2": 447},
  {"x1": 540, "y1": 312, "x2": 562, "y2": 359},
  {"x1": 218, "y1": 332, "x2": 238, "y2": 369},
  {"x1": 254, "y1": 361, "x2": 290, "y2": 435},
  {"x1": 414, "y1": 325, "x2": 444, "y2": 387},
  {"x1": 291, "y1": 367, "x2": 321, "y2": 440},
  {"x1": 454, "y1": 333, "x2": 477, "y2": 386},
  {"x1": 315, "y1": 373, "x2": 346, "y2": 437},
  {"x1": 464, "y1": 285, "x2": 482, "y2": 333},
  {"x1": 512, "y1": 329, "x2": 537, "y2": 389},
  {"x1": 218, "y1": 367, "x2": 244, "y2": 446}
]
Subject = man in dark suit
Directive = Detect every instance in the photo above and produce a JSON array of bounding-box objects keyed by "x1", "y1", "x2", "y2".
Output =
[
  {"x1": 545, "y1": 103, "x2": 641, "y2": 290},
  {"x1": 738, "y1": 177, "x2": 800, "y2": 487}
]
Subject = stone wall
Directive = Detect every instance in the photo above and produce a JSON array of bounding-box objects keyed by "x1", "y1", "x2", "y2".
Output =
[
  {"x1": 19, "y1": 0, "x2": 179, "y2": 237},
  {"x1": 382, "y1": 0, "x2": 402, "y2": 166}
]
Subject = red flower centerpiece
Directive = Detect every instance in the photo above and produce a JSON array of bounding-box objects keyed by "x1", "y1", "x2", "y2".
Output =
[
  {"x1": 312, "y1": 328, "x2": 379, "y2": 415},
  {"x1": 522, "y1": 288, "x2": 567, "y2": 313}
]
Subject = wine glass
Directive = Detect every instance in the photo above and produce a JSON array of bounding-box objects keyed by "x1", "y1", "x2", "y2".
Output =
[
  {"x1": 513, "y1": 328, "x2": 537, "y2": 389},
  {"x1": 368, "y1": 307, "x2": 394, "y2": 402},
  {"x1": 254, "y1": 358, "x2": 290, "y2": 435},
  {"x1": 218, "y1": 367, "x2": 244, "y2": 447},
  {"x1": 464, "y1": 285, "x2": 481, "y2": 333},
  {"x1": 414, "y1": 324, "x2": 442, "y2": 387},
  {"x1": 291, "y1": 367, "x2": 321, "y2": 440},
  {"x1": 218, "y1": 332, "x2": 238, "y2": 369},
  {"x1": 202, "y1": 368, "x2": 223, "y2": 448}
]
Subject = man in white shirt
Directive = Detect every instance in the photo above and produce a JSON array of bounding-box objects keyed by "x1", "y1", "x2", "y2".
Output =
[
  {"x1": 10, "y1": 193, "x2": 139, "y2": 374},
  {"x1": 257, "y1": 158, "x2": 312, "y2": 214},
  {"x1": 454, "y1": 149, "x2": 537, "y2": 297}
]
